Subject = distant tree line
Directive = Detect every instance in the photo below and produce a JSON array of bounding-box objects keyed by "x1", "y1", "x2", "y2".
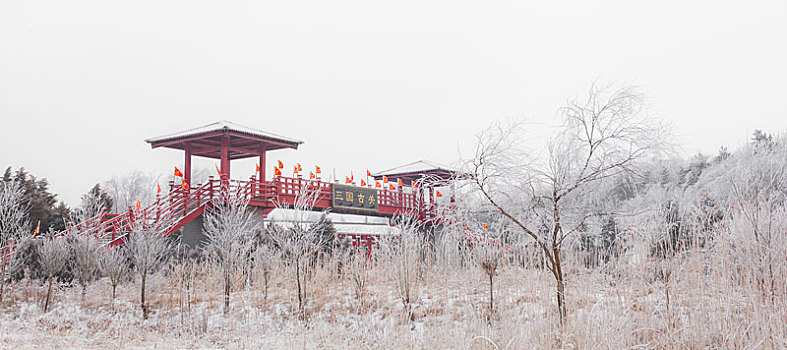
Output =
[{"x1": 2, "y1": 166, "x2": 113, "y2": 234}]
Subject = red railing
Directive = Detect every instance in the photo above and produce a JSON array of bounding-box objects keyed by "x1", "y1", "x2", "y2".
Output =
[
  {"x1": 0, "y1": 176, "x2": 435, "y2": 263},
  {"x1": 0, "y1": 243, "x2": 14, "y2": 267}
]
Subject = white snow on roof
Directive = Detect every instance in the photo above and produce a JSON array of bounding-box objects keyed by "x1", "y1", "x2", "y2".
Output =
[
  {"x1": 146, "y1": 120, "x2": 303, "y2": 144},
  {"x1": 374, "y1": 160, "x2": 458, "y2": 176}
]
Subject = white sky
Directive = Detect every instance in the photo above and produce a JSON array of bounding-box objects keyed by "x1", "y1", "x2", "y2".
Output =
[{"x1": 1, "y1": 0, "x2": 785, "y2": 206}]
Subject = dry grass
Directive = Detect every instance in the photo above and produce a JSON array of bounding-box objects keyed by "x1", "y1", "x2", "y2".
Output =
[{"x1": 1, "y1": 243, "x2": 784, "y2": 350}]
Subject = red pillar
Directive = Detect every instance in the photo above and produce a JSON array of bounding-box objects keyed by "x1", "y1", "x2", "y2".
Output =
[
  {"x1": 220, "y1": 135, "x2": 230, "y2": 180},
  {"x1": 259, "y1": 146, "x2": 266, "y2": 181},
  {"x1": 184, "y1": 143, "x2": 192, "y2": 186}
]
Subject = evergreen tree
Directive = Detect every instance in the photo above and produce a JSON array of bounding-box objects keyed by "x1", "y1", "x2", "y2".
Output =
[
  {"x1": 49, "y1": 202, "x2": 71, "y2": 232},
  {"x1": 88, "y1": 184, "x2": 113, "y2": 213},
  {"x1": 5, "y1": 167, "x2": 58, "y2": 232},
  {"x1": 313, "y1": 214, "x2": 337, "y2": 256},
  {"x1": 71, "y1": 184, "x2": 113, "y2": 223},
  {"x1": 2, "y1": 167, "x2": 12, "y2": 182}
]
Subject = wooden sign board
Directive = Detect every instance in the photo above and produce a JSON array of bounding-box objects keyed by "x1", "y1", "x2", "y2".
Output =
[{"x1": 332, "y1": 184, "x2": 378, "y2": 212}]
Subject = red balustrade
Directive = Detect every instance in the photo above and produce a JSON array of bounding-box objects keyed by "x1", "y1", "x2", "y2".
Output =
[{"x1": 0, "y1": 176, "x2": 436, "y2": 262}]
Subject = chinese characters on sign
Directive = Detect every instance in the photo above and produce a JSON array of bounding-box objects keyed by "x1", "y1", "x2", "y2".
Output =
[{"x1": 332, "y1": 184, "x2": 378, "y2": 211}]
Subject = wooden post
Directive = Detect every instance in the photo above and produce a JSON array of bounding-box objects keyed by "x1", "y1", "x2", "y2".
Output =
[
  {"x1": 258, "y1": 147, "x2": 266, "y2": 198},
  {"x1": 259, "y1": 146, "x2": 266, "y2": 182},
  {"x1": 208, "y1": 176, "x2": 215, "y2": 201},
  {"x1": 220, "y1": 135, "x2": 230, "y2": 180},
  {"x1": 184, "y1": 142, "x2": 192, "y2": 186}
]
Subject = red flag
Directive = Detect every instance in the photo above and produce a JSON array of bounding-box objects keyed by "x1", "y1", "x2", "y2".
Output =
[
  {"x1": 361, "y1": 179, "x2": 367, "y2": 186},
  {"x1": 316, "y1": 166, "x2": 322, "y2": 174},
  {"x1": 136, "y1": 200, "x2": 141, "y2": 211},
  {"x1": 278, "y1": 160, "x2": 284, "y2": 169},
  {"x1": 274, "y1": 167, "x2": 282, "y2": 176},
  {"x1": 435, "y1": 190, "x2": 443, "y2": 198},
  {"x1": 367, "y1": 169, "x2": 371, "y2": 177},
  {"x1": 345, "y1": 176, "x2": 351, "y2": 184},
  {"x1": 215, "y1": 164, "x2": 222, "y2": 176},
  {"x1": 383, "y1": 176, "x2": 388, "y2": 184},
  {"x1": 297, "y1": 163, "x2": 302, "y2": 172},
  {"x1": 375, "y1": 181, "x2": 381, "y2": 188},
  {"x1": 482, "y1": 223, "x2": 488, "y2": 230},
  {"x1": 174, "y1": 167, "x2": 183, "y2": 178},
  {"x1": 256, "y1": 163, "x2": 260, "y2": 172},
  {"x1": 32, "y1": 221, "x2": 40, "y2": 237},
  {"x1": 397, "y1": 178, "x2": 403, "y2": 186},
  {"x1": 310, "y1": 172, "x2": 315, "y2": 179},
  {"x1": 411, "y1": 180, "x2": 418, "y2": 188},
  {"x1": 157, "y1": 183, "x2": 161, "y2": 194},
  {"x1": 293, "y1": 165, "x2": 298, "y2": 174},
  {"x1": 389, "y1": 184, "x2": 395, "y2": 190},
  {"x1": 182, "y1": 178, "x2": 189, "y2": 190}
]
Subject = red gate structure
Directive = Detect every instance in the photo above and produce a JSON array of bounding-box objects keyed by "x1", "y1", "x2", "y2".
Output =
[{"x1": 1, "y1": 121, "x2": 466, "y2": 261}]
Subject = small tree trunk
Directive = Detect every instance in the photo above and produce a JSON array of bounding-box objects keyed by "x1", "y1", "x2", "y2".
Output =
[
  {"x1": 489, "y1": 273, "x2": 494, "y2": 315},
  {"x1": 0, "y1": 259, "x2": 6, "y2": 303},
  {"x1": 295, "y1": 258, "x2": 303, "y2": 314},
  {"x1": 81, "y1": 282, "x2": 87, "y2": 304},
  {"x1": 553, "y1": 247, "x2": 567, "y2": 324},
  {"x1": 141, "y1": 270, "x2": 148, "y2": 320},
  {"x1": 187, "y1": 276, "x2": 192, "y2": 314},
  {"x1": 111, "y1": 283, "x2": 117, "y2": 310},
  {"x1": 665, "y1": 282, "x2": 671, "y2": 333},
  {"x1": 45, "y1": 275, "x2": 53, "y2": 312},
  {"x1": 224, "y1": 273, "x2": 231, "y2": 315},
  {"x1": 263, "y1": 272, "x2": 269, "y2": 308}
]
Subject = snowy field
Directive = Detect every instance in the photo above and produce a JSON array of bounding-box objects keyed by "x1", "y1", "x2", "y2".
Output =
[{"x1": 1, "y1": 250, "x2": 784, "y2": 350}]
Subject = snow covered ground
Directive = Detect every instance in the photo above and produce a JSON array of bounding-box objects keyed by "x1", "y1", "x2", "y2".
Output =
[{"x1": 1, "y1": 255, "x2": 783, "y2": 349}]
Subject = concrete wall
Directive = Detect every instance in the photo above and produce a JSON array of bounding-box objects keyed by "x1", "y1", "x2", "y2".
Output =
[
  {"x1": 180, "y1": 215, "x2": 206, "y2": 248},
  {"x1": 178, "y1": 207, "x2": 270, "y2": 248}
]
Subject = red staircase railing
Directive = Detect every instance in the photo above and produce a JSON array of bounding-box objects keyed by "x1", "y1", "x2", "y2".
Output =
[{"x1": 1, "y1": 176, "x2": 436, "y2": 265}]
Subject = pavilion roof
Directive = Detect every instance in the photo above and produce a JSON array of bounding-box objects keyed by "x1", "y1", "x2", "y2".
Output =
[
  {"x1": 372, "y1": 160, "x2": 470, "y2": 184},
  {"x1": 146, "y1": 121, "x2": 302, "y2": 160}
]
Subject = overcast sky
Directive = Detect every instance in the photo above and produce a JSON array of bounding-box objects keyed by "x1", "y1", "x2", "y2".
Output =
[{"x1": 1, "y1": 0, "x2": 785, "y2": 206}]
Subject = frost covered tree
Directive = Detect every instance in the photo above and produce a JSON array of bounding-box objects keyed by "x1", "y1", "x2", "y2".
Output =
[
  {"x1": 251, "y1": 244, "x2": 277, "y2": 307},
  {"x1": 4, "y1": 167, "x2": 59, "y2": 231},
  {"x1": 104, "y1": 170, "x2": 160, "y2": 212},
  {"x1": 71, "y1": 235, "x2": 101, "y2": 303},
  {"x1": 202, "y1": 190, "x2": 259, "y2": 315},
  {"x1": 267, "y1": 182, "x2": 330, "y2": 316},
  {"x1": 342, "y1": 246, "x2": 371, "y2": 313},
  {"x1": 469, "y1": 84, "x2": 665, "y2": 322},
  {"x1": 378, "y1": 214, "x2": 425, "y2": 318},
  {"x1": 0, "y1": 180, "x2": 28, "y2": 244},
  {"x1": 0, "y1": 180, "x2": 29, "y2": 302},
  {"x1": 39, "y1": 237, "x2": 69, "y2": 312},
  {"x1": 100, "y1": 246, "x2": 129, "y2": 307},
  {"x1": 126, "y1": 226, "x2": 173, "y2": 319},
  {"x1": 469, "y1": 225, "x2": 505, "y2": 316},
  {"x1": 724, "y1": 134, "x2": 787, "y2": 301}
]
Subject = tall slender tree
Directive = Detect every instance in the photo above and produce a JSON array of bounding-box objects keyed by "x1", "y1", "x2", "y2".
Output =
[
  {"x1": 202, "y1": 189, "x2": 259, "y2": 315},
  {"x1": 126, "y1": 226, "x2": 173, "y2": 319},
  {"x1": 469, "y1": 84, "x2": 666, "y2": 322}
]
